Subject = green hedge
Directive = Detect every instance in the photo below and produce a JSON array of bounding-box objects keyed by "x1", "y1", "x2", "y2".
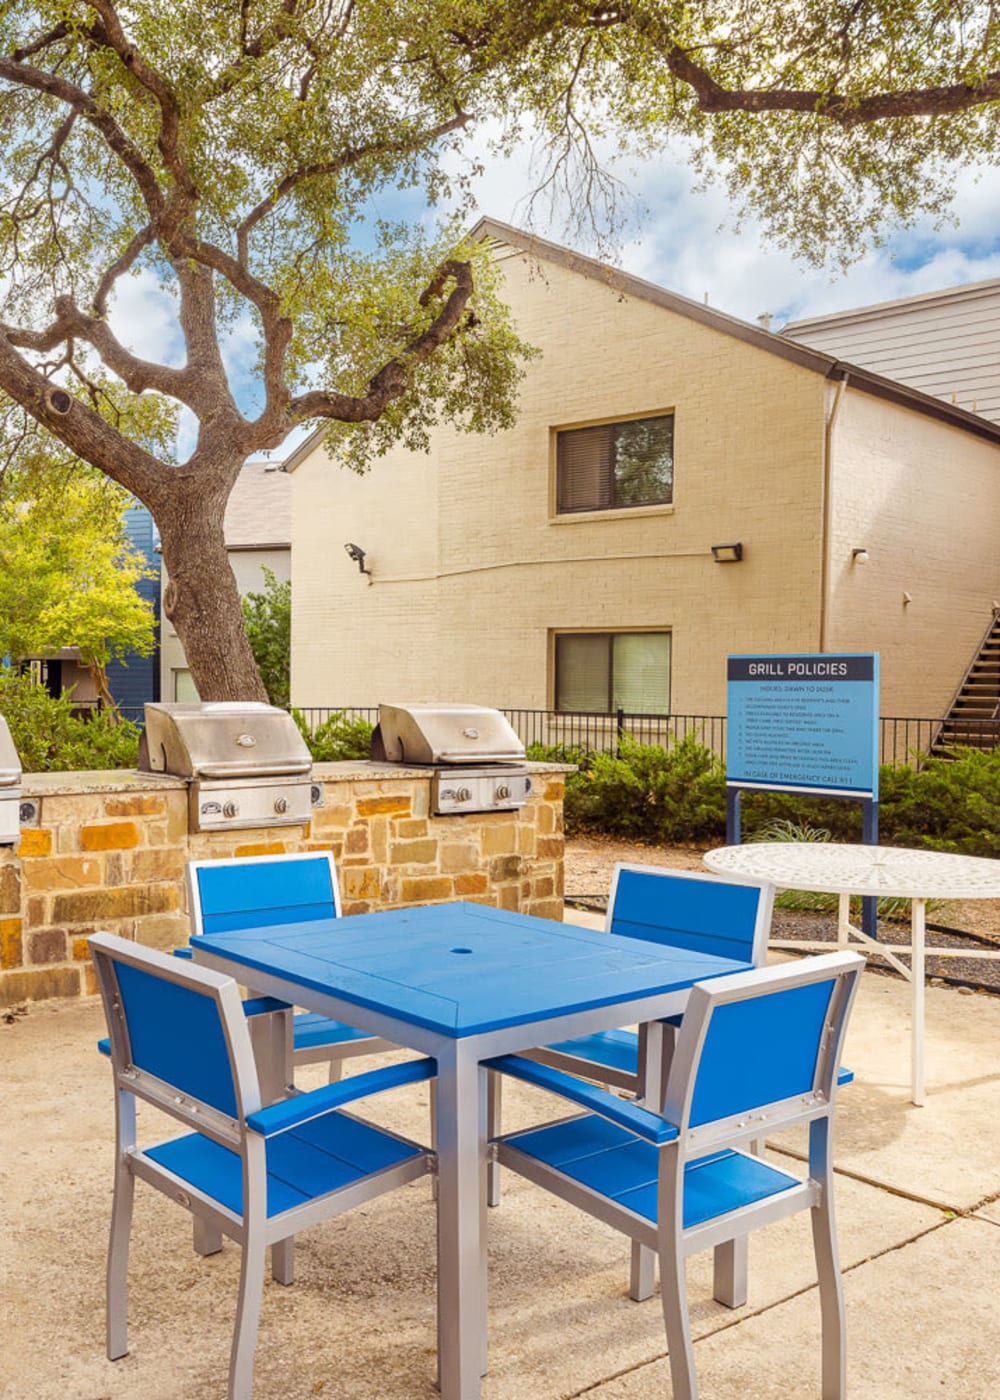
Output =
[
  {"x1": 528, "y1": 734, "x2": 1000, "y2": 859},
  {"x1": 0, "y1": 671, "x2": 140, "y2": 771}
]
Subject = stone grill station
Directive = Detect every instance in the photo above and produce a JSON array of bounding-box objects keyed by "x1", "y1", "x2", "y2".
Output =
[{"x1": 0, "y1": 709, "x2": 570, "y2": 1006}]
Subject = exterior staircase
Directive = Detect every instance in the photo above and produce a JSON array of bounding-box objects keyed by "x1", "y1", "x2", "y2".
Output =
[{"x1": 934, "y1": 609, "x2": 1000, "y2": 754}]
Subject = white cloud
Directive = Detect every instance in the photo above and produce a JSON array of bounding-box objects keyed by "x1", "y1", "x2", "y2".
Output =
[
  {"x1": 107, "y1": 268, "x2": 184, "y2": 366},
  {"x1": 449, "y1": 127, "x2": 1000, "y2": 328}
]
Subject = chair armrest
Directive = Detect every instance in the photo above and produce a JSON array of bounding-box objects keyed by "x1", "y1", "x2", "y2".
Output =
[
  {"x1": 486, "y1": 1053, "x2": 678, "y2": 1146},
  {"x1": 97, "y1": 1037, "x2": 110, "y2": 1057},
  {"x1": 246, "y1": 1056, "x2": 436, "y2": 1137},
  {"x1": 837, "y1": 1066, "x2": 854, "y2": 1086},
  {"x1": 172, "y1": 946, "x2": 193, "y2": 960}
]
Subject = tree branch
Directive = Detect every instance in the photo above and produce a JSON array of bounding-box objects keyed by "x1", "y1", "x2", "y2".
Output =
[
  {"x1": 235, "y1": 111, "x2": 471, "y2": 263},
  {"x1": 656, "y1": 37, "x2": 1000, "y2": 124},
  {"x1": 4, "y1": 297, "x2": 203, "y2": 407},
  {"x1": 289, "y1": 258, "x2": 474, "y2": 423},
  {"x1": 0, "y1": 56, "x2": 164, "y2": 218},
  {"x1": 616, "y1": 6, "x2": 1000, "y2": 125},
  {"x1": 81, "y1": 0, "x2": 197, "y2": 200},
  {"x1": 0, "y1": 329, "x2": 167, "y2": 501},
  {"x1": 92, "y1": 226, "x2": 157, "y2": 316}
]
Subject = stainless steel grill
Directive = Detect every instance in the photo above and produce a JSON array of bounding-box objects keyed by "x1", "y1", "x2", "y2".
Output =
[
  {"x1": 373, "y1": 703, "x2": 531, "y2": 814},
  {"x1": 0, "y1": 714, "x2": 22, "y2": 846},
  {"x1": 140, "y1": 702, "x2": 315, "y2": 832}
]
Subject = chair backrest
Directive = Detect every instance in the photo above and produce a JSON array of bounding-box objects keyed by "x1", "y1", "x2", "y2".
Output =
[
  {"x1": 606, "y1": 863, "x2": 775, "y2": 966},
  {"x1": 90, "y1": 931, "x2": 259, "y2": 1139},
  {"x1": 186, "y1": 851, "x2": 341, "y2": 938},
  {"x1": 665, "y1": 951, "x2": 864, "y2": 1146}
]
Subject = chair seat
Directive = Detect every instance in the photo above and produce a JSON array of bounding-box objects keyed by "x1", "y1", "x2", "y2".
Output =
[
  {"x1": 293, "y1": 1012, "x2": 377, "y2": 1051},
  {"x1": 145, "y1": 1110, "x2": 422, "y2": 1220},
  {"x1": 506, "y1": 1113, "x2": 800, "y2": 1229}
]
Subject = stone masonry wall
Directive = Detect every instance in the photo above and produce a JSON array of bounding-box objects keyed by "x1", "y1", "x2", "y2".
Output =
[{"x1": 0, "y1": 760, "x2": 567, "y2": 1006}]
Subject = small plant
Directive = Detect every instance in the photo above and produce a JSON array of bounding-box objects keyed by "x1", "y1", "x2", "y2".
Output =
[{"x1": 747, "y1": 817, "x2": 832, "y2": 844}]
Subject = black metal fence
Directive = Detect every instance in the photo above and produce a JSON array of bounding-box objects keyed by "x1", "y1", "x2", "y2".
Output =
[
  {"x1": 58, "y1": 702, "x2": 998, "y2": 767},
  {"x1": 292, "y1": 706, "x2": 1000, "y2": 766}
]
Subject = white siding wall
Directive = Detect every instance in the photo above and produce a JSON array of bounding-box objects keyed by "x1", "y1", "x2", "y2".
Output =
[{"x1": 784, "y1": 280, "x2": 1000, "y2": 425}]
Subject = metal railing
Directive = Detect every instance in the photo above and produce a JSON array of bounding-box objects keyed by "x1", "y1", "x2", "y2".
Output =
[{"x1": 292, "y1": 707, "x2": 1000, "y2": 766}]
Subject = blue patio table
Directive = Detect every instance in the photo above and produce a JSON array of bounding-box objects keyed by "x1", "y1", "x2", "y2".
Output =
[{"x1": 191, "y1": 900, "x2": 752, "y2": 1400}]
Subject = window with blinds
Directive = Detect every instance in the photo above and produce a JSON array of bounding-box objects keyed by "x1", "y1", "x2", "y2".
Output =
[
  {"x1": 554, "y1": 633, "x2": 671, "y2": 714},
  {"x1": 556, "y1": 414, "x2": 674, "y2": 514}
]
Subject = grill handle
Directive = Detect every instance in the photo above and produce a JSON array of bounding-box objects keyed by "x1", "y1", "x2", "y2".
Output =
[
  {"x1": 433, "y1": 749, "x2": 525, "y2": 763},
  {"x1": 194, "y1": 759, "x2": 312, "y2": 779}
]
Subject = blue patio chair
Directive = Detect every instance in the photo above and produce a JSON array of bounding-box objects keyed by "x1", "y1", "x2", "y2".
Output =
[
  {"x1": 89, "y1": 931, "x2": 434, "y2": 1400},
  {"x1": 531, "y1": 864, "x2": 775, "y2": 1091},
  {"x1": 490, "y1": 949, "x2": 864, "y2": 1400},
  {"x1": 186, "y1": 852, "x2": 397, "y2": 1081},
  {"x1": 490, "y1": 863, "x2": 775, "y2": 1304}
]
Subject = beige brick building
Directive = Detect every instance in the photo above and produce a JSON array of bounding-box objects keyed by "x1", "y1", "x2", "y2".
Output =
[{"x1": 287, "y1": 220, "x2": 1000, "y2": 722}]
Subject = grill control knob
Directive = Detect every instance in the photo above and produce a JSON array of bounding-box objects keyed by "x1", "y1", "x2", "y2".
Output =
[
  {"x1": 496, "y1": 784, "x2": 511, "y2": 801},
  {"x1": 223, "y1": 800, "x2": 239, "y2": 819},
  {"x1": 274, "y1": 797, "x2": 289, "y2": 815},
  {"x1": 455, "y1": 787, "x2": 472, "y2": 803}
]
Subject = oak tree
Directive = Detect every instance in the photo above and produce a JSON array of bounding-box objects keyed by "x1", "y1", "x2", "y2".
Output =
[{"x1": 1, "y1": 1, "x2": 997, "y2": 698}]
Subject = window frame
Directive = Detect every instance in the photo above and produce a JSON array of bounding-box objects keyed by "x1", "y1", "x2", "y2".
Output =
[
  {"x1": 552, "y1": 411, "x2": 675, "y2": 518},
  {"x1": 552, "y1": 629, "x2": 672, "y2": 715}
]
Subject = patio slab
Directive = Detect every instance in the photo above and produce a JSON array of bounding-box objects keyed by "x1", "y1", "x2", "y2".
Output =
[
  {"x1": 582, "y1": 1217, "x2": 1000, "y2": 1399},
  {"x1": 2, "y1": 944, "x2": 999, "y2": 1399}
]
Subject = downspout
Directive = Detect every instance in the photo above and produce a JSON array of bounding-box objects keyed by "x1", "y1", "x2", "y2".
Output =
[{"x1": 819, "y1": 367, "x2": 849, "y2": 651}]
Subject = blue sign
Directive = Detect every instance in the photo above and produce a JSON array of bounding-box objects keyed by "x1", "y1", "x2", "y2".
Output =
[{"x1": 727, "y1": 653, "x2": 879, "y2": 798}]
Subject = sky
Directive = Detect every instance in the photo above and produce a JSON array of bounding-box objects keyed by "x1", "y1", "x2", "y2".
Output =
[{"x1": 107, "y1": 133, "x2": 1000, "y2": 459}]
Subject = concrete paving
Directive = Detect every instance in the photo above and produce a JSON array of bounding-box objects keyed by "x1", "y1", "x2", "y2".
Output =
[{"x1": 2, "y1": 928, "x2": 998, "y2": 1399}]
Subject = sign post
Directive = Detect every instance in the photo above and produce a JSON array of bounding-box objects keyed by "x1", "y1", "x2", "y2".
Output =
[{"x1": 726, "y1": 653, "x2": 880, "y2": 934}]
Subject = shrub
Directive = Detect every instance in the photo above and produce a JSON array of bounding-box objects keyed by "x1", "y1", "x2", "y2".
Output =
[
  {"x1": 561, "y1": 733, "x2": 727, "y2": 844},
  {"x1": 0, "y1": 670, "x2": 140, "y2": 771},
  {"x1": 543, "y1": 729, "x2": 1000, "y2": 862},
  {"x1": 294, "y1": 708, "x2": 374, "y2": 761}
]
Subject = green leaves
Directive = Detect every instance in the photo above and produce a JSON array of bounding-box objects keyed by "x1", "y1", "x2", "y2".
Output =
[
  {"x1": 241, "y1": 565, "x2": 290, "y2": 708},
  {"x1": 0, "y1": 445, "x2": 156, "y2": 673}
]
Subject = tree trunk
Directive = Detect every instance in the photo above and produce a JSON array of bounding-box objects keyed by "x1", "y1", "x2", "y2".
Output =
[
  {"x1": 156, "y1": 480, "x2": 268, "y2": 703},
  {"x1": 89, "y1": 662, "x2": 123, "y2": 722}
]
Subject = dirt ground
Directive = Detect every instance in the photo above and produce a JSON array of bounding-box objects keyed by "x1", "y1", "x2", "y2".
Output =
[{"x1": 563, "y1": 834, "x2": 1000, "y2": 992}]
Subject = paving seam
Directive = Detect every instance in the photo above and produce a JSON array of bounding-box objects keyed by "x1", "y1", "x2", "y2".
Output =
[
  {"x1": 768, "y1": 1142, "x2": 979, "y2": 1215},
  {"x1": 566, "y1": 1216, "x2": 954, "y2": 1400}
]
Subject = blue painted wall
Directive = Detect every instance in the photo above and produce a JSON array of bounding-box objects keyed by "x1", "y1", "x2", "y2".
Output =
[{"x1": 105, "y1": 504, "x2": 160, "y2": 716}]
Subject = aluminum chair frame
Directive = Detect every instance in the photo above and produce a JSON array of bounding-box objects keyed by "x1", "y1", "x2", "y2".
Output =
[
  {"x1": 90, "y1": 931, "x2": 434, "y2": 1400},
  {"x1": 186, "y1": 851, "x2": 396, "y2": 1078},
  {"x1": 491, "y1": 863, "x2": 775, "y2": 1305},
  {"x1": 490, "y1": 950, "x2": 864, "y2": 1400}
]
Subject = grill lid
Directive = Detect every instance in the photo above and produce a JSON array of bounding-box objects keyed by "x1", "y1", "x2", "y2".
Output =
[
  {"x1": 0, "y1": 714, "x2": 21, "y2": 789},
  {"x1": 140, "y1": 702, "x2": 311, "y2": 779},
  {"x1": 376, "y1": 703, "x2": 525, "y2": 766}
]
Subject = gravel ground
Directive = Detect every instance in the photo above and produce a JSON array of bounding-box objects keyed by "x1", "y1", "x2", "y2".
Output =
[{"x1": 564, "y1": 834, "x2": 1000, "y2": 995}]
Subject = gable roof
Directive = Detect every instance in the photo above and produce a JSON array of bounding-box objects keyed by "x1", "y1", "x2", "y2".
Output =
[
  {"x1": 284, "y1": 218, "x2": 1000, "y2": 468},
  {"x1": 223, "y1": 460, "x2": 291, "y2": 549}
]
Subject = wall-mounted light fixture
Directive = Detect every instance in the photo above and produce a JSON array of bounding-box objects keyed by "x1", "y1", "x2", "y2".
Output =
[
  {"x1": 344, "y1": 542, "x2": 372, "y2": 576},
  {"x1": 710, "y1": 542, "x2": 743, "y2": 563},
  {"x1": 851, "y1": 547, "x2": 869, "y2": 565}
]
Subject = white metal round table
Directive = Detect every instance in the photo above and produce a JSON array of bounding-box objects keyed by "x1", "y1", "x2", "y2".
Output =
[{"x1": 703, "y1": 842, "x2": 1000, "y2": 1105}]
